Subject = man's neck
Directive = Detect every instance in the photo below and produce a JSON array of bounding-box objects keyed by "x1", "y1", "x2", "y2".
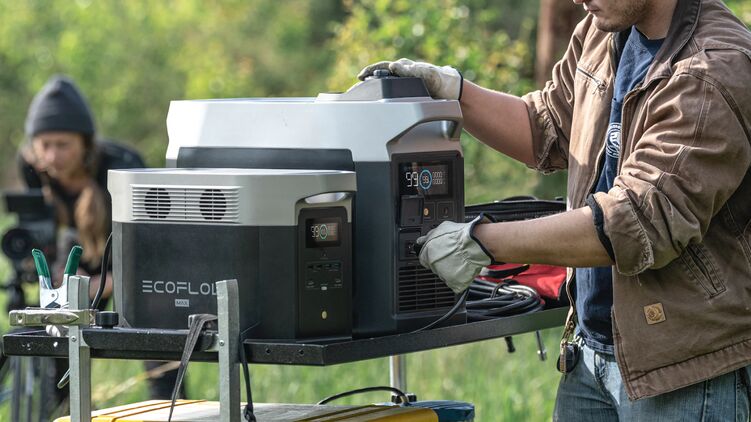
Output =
[{"x1": 635, "y1": 0, "x2": 678, "y2": 40}]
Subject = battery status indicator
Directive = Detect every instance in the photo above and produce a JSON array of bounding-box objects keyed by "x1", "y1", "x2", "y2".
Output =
[
  {"x1": 400, "y1": 162, "x2": 450, "y2": 197},
  {"x1": 306, "y1": 218, "x2": 341, "y2": 248}
]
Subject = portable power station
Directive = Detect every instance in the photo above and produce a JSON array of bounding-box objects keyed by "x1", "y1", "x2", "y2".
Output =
[
  {"x1": 164, "y1": 74, "x2": 466, "y2": 336},
  {"x1": 108, "y1": 168, "x2": 355, "y2": 341}
]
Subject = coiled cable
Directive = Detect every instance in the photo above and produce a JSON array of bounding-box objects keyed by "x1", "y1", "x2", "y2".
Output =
[{"x1": 466, "y1": 278, "x2": 543, "y2": 321}]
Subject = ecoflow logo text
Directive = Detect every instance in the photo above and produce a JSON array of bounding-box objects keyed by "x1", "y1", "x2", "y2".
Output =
[{"x1": 141, "y1": 280, "x2": 218, "y2": 296}]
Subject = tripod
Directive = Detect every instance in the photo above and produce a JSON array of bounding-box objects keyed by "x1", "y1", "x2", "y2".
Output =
[{"x1": 0, "y1": 261, "x2": 61, "y2": 422}]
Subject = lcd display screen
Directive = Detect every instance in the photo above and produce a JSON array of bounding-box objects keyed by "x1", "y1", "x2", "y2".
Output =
[
  {"x1": 305, "y1": 217, "x2": 341, "y2": 248},
  {"x1": 399, "y1": 162, "x2": 451, "y2": 197}
]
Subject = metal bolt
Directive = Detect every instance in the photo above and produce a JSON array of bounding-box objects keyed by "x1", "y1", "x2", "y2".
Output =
[
  {"x1": 219, "y1": 340, "x2": 225, "y2": 347},
  {"x1": 71, "y1": 336, "x2": 77, "y2": 343}
]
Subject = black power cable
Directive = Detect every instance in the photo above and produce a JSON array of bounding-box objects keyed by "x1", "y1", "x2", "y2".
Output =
[
  {"x1": 91, "y1": 232, "x2": 112, "y2": 310},
  {"x1": 408, "y1": 241, "x2": 470, "y2": 334},
  {"x1": 466, "y1": 278, "x2": 543, "y2": 321},
  {"x1": 410, "y1": 289, "x2": 469, "y2": 333},
  {"x1": 317, "y1": 386, "x2": 410, "y2": 406}
]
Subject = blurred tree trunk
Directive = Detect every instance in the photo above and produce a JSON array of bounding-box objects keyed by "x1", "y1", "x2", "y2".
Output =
[{"x1": 535, "y1": 0, "x2": 584, "y2": 87}]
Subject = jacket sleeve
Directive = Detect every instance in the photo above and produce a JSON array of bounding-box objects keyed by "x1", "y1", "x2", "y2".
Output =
[
  {"x1": 521, "y1": 16, "x2": 592, "y2": 173},
  {"x1": 592, "y1": 70, "x2": 751, "y2": 275}
]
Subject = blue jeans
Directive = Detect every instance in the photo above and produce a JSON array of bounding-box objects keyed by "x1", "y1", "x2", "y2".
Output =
[{"x1": 553, "y1": 341, "x2": 751, "y2": 421}]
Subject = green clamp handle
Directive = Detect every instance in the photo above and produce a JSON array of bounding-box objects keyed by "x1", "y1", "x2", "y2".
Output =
[
  {"x1": 64, "y1": 245, "x2": 83, "y2": 276},
  {"x1": 32, "y1": 248, "x2": 51, "y2": 278},
  {"x1": 32, "y1": 248, "x2": 52, "y2": 290}
]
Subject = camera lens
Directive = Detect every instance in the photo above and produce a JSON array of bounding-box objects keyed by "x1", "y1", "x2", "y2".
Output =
[{"x1": 2, "y1": 228, "x2": 34, "y2": 261}]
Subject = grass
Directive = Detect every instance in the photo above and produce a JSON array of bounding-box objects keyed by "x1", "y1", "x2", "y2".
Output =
[
  {"x1": 0, "y1": 213, "x2": 563, "y2": 421},
  {"x1": 79, "y1": 331, "x2": 563, "y2": 421}
]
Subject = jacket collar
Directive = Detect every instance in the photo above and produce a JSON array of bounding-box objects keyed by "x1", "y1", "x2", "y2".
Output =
[{"x1": 644, "y1": 0, "x2": 702, "y2": 84}]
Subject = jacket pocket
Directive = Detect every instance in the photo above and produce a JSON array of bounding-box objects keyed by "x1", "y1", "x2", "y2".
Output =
[
  {"x1": 575, "y1": 66, "x2": 607, "y2": 94},
  {"x1": 681, "y1": 244, "x2": 726, "y2": 298},
  {"x1": 724, "y1": 205, "x2": 751, "y2": 268}
]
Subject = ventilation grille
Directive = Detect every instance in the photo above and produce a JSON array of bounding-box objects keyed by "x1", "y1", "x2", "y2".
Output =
[
  {"x1": 132, "y1": 186, "x2": 240, "y2": 223},
  {"x1": 397, "y1": 265, "x2": 456, "y2": 312}
]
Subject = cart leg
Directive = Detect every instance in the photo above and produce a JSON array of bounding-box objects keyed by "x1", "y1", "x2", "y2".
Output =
[
  {"x1": 217, "y1": 279, "x2": 240, "y2": 422},
  {"x1": 389, "y1": 355, "x2": 407, "y2": 393},
  {"x1": 10, "y1": 356, "x2": 22, "y2": 421},
  {"x1": 68, "y1": 275, "x2": 91, "y2": 422},
  {"x1": 535, "y1": 331, "x2": 547, "y2": 361}
]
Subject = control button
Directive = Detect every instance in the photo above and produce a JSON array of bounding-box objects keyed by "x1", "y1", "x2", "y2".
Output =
[
  {"x1": 323, "y1": 263, "x2": 332, "y2": 271},
  {"x1": 437, "y1": 202, "x2": 454, "y2": 220},
  {"x1": 305, "y1": 279, "x2": 316, "y2": 289},
  {"x1": 331, "y1": 262, "x2": 341, "y2": 271},
  {"x1": 423, "y1": 202, "x2": 435, "y2": 221},
  {"x1": 400, "y1": 195, "x2": 424, "y2": 227}
]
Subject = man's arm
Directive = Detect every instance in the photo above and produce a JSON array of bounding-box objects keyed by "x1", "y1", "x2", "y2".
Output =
[
  {"x1": 416, "y1": 205, "x2": 612, "y2": 293},
  {"x1": 465, "y1": 18, "x2": 590, "y2": 173},
  {"x1": 460, "y1": 81, "x2": 536, "y2": 167},
  {"x1": 474, "y1": 206, "x2": 613, "y2": 268}
]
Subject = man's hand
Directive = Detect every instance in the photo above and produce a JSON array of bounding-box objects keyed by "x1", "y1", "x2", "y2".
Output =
[
  {"x1": 357, "y1": 58, "x2": 462, "y2": 100},
  {"x1": 416, "y1": 214, "x2": 494, "y2": 294}
]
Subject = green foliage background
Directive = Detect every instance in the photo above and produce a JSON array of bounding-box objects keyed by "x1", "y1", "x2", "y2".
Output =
[
  {"x1": 0, "y1": 1, "x2": 345, "y2": 171},
  {"x1": 0, "y1": 1, "x2": 748, "y2": 421},
  {"x1": 326, "y1": 0, "x2": 566, "y2": 202}
]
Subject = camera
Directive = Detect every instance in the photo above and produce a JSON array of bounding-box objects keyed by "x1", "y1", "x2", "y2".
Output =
[{"x1": 1, "y1": 189, "x2": 56, "y2": 310}]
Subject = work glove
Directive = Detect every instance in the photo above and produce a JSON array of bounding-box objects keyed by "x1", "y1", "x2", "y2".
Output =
[
  {"x1": 357, "y1": 58, "x2": 463, "y2": 100},
  {"x1": 416, "y1": 214, "x2": 495, "y2": 294}
]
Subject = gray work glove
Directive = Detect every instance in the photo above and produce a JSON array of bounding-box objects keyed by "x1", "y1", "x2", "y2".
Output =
[
  {"x1": 416, "y1": 214, "x2": 495, "y2": 294},
  {"x1": 357, "y1": 58, "x2": 463, "y2": 100}
]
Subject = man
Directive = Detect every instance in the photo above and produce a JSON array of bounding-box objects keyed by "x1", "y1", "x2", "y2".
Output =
[{"x1": 360, "y1": 0, "x2": 751, "y2": 419}]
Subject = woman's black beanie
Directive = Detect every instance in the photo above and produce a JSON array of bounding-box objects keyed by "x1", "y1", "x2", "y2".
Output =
[{"x1": 24, "y1": 75, "x2": 95, "y2": 138}]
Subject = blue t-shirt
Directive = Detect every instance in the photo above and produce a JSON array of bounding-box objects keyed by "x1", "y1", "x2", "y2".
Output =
[{"x1": 575, "y1": 27, "x2": 663, "y2": 353}]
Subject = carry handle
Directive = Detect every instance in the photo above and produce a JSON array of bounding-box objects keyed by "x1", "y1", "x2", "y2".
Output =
[
  {"x1": 405, "y1": 101, "x2": 463, "y2": 139},
  {"x1": 303, "y1": 192, "x2": 353, "y2": 205}
]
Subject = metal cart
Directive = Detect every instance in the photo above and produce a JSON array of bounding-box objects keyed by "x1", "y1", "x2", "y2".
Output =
[{"x1": 2, "y1": 276, "x2": 566, "y2": 421}]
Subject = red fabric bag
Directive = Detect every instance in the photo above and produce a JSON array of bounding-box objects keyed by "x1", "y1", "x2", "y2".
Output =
[{"x1": 479, "y1": 263, "x2": 568, "y2": 308}]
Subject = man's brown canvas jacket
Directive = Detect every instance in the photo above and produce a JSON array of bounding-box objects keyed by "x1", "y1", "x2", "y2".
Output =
[{"x1": 522, "y1": 0, "x2": 751, "y2": 400}]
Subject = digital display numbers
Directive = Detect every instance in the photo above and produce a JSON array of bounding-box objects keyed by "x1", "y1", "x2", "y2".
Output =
[
  {"x1": 305, "y1": 218, "x2": 341, "y2": 248},
  {"x1": 399, "y1": 162, "x2": 450, "y2": 197}
]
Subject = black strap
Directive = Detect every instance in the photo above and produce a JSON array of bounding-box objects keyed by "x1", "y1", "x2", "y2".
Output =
[
  {"x1": 167, "y1": 314, "x2": 217, "y2": 422},
  {"x1": 240, "y1": 339, "x2": 256, "y2": 421}
]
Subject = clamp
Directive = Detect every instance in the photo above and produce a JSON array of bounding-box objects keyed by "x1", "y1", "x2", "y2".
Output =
[{"x1": 34, "y1": 246, "x2": 82, "y2": 309}]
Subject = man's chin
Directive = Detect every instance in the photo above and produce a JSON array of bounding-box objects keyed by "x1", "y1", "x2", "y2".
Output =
[{"x1": 592, "y1": 17, "x2": 630, "y2": 33}]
